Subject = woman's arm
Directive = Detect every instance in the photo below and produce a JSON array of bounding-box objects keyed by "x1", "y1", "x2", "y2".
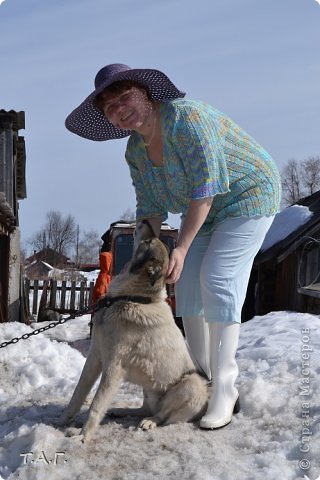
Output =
[{"x1": 166, "y1": 197, "x2": 213, "y2": 284}]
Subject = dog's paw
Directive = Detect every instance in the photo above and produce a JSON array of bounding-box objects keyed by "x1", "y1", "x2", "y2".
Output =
[
  {"x1": 74, "y1": 434, "x2": 86, "y2": 444},
  {"x1": 70, "y1": 434, "x2": 86, "y2": 444},
  {"x1": 65, "y1": 428, "x2": 88, "y2": 444},
  {"x1": 139, "y1": 418, "x2": 157, "y2": 430}
]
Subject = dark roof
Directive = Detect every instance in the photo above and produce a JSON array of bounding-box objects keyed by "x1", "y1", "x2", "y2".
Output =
[
  {"x1": 255, "y1": 190, "x2": 320, "y2": 265},
  {"x1": 25, "y1": 260, "x2": 53, "y2": 271},
  {"x1": 25, "y1": 248, "x2": 70, "y2": 264}
]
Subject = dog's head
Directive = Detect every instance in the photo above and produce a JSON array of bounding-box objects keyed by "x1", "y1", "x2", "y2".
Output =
[{"x1": 130, "y1": 236, "x2": 169, "y2": 288}]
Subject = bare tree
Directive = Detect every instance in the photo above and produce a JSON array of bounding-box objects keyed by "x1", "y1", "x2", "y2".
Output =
[
  {"x1": 27, "y1": 229, "x2": 46, "y2": 252},
  {"x1": 301, "y1": 156, "x2": 320, "y2": 196},
  {"x1": 281, "y1": 157, "x2": 320, "y2": 206},
  {"x1": 77, "y1": 229, "x2": 102, "y2": 266},
  {"x1": 281, "y1": 159, "x2": 303, "y2": 206},
  {"x1": 28, "y1": 210, "x2": 77, "y2": 256},
  {"x1": 46, "y1": 210, "x2": 77, "y2": 255},
  {"x1": 120, "y1": 208, "x2": 135, "y2": 221}
]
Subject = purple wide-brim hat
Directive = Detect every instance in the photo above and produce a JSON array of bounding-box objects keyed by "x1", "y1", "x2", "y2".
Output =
[{"x1": 65, "y1": 63, "x2": 185, "y2": 141}]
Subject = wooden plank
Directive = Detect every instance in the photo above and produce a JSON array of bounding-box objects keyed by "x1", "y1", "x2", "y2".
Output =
[
  {"x1": 49, "y1": 280, "x2": 57, "y2": 309},
  {"x1": 88, "y1": 281, "x2": 94, "y2": 306},
  {"x1": 79, "y1": 281, "x2": 85, "y2": 309},
  {"x1": 32, "y1": 280, "x2": 38, "y2": 315},
  {"x1": 61, "y1": 280, "x2": 67, "y2": 310},
  {"x1": 38, "y1": 280, "x2": 49, "y2": 316},
  {"x1": 70, "y1": 281, "x2": 76, "y2": 311}
]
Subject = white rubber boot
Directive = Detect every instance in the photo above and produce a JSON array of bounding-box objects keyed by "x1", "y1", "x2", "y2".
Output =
[
  {"x1": 200, "y1": 322, "x2": 240, "y2": 429},
  {"x1": 182, "y1": 316, "x2": 211, "y2": 380}
]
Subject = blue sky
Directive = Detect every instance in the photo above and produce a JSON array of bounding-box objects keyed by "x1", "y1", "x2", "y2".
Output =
[{"x1": 1, "y1": 0, "x2": 319, "y2": 248}]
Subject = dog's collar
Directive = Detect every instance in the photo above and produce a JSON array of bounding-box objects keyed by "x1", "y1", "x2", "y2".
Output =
[{"x1": 95, "y1": 295, "x2": 153, "y2": 312}]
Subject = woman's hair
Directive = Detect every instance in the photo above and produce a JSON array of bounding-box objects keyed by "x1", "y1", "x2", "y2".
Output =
[{"x1": 94, "y1": 80, "x2": 151, "y2": 112}]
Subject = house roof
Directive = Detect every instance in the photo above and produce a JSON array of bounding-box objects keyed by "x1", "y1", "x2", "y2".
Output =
[
  {"x1": 25, "y1": 260, "x2": 53, "y2": 272},
  {"x1": 25, "y1": 248, "x2": 70, "y2": 264},
  {"x1": 255, "y1": 190, "x2": 320, "y2": 265}
]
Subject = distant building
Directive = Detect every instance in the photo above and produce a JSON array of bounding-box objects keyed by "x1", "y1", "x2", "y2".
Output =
[
  {"x1": 0, "y1": 110, "x2": 27, "y2": 322},
  {"x1": 24, "y1": 260, "x2": 54, "y2": 280},
  {"x1": 243, "y1": 191, "x2": 320, "y2": 320},
  {"x1": 25, "y1": 247, "x2": 71, "y2": 269}
]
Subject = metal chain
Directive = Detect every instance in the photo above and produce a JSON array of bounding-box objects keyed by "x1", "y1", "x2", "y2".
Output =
[{"x1": 0, "y1": 304, "x2": 95, "y2": 349}]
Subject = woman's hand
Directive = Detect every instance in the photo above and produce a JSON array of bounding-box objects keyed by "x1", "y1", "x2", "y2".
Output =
[{"x1": 166, "y1": 247, "x2": 186, "y2": 284}]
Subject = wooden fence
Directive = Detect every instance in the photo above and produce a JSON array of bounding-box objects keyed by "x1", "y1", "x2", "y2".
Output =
[{"x1": 25, "y1": 279, "x2": 95, "y2": 316}]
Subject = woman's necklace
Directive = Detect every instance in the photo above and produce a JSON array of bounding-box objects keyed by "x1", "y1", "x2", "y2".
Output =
[{"x1": 142, "y1": 109, "x2": 157, "y2": 147}]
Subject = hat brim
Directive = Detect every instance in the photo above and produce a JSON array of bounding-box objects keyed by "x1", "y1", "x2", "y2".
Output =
[{"x1": 65, "y1": 68, "x2": 185, "y2": 141}]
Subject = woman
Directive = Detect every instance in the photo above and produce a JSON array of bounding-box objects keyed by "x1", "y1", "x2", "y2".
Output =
[{"x1": 66, "y1": 63, "x2": 281, "y2": 429}]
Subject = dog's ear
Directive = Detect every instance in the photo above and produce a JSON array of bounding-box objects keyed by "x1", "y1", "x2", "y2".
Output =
[{"x1": 147, "y1": 262, "x2": 163, "y2": 286}]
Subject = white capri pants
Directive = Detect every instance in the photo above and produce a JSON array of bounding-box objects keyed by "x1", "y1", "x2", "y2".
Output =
[{"x1": 175, "y1": 216, "x2": 274, "y2": 324}]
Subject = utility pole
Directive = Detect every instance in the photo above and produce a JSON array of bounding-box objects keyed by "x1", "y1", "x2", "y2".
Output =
[{"x1": 76, "y1": 224, "x2": 79, "y2": 268}]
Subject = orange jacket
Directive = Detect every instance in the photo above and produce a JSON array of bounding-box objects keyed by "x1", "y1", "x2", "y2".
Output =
[{"x1": 92, "y1": 251, "x2": 112, "y2": 304}]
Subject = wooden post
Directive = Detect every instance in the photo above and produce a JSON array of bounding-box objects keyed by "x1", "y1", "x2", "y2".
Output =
[{"x1": 24, "y1": 277, "x2": 30, "y2": 293}]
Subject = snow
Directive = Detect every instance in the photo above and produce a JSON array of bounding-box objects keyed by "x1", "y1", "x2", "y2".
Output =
[
  {"x1": 261, "y1": 205, "x2": 313, "y2": 252},
  {"x1": 41, "y1": 262, "x2": 54, "y2": 270},
  {"x1": 78, "y1": 269, "x2": 100, "y2": 283},
  {"x1": 0, "y1": 311, "x2": 320, "y2": 480}
]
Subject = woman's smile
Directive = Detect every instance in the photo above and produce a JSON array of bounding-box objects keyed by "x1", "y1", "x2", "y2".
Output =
[{"x1": 118, "y1": 109, "x2": 142, "y2": 129}]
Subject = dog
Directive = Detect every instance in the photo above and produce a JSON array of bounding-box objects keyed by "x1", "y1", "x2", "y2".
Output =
[{"x1": 60, "y1": 222, "x2": 208, "y2": 442}]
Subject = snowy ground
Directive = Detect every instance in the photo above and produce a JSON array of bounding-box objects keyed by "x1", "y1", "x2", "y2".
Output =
[{"x1": 0, "y1": 311, "x2": 319, "y2": 480}]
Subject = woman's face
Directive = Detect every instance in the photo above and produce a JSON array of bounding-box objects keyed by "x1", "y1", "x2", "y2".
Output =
[{"x1": 101, "y1": 86, "x2": 153, "y2": 131}]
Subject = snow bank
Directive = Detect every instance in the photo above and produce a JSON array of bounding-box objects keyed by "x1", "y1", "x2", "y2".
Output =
[
  {"x1": 261, "y1": 205, "x2": 313, "y2": 252},
  {"x1": 0, "y1": 312, "x2": 319, "y2": 480}
]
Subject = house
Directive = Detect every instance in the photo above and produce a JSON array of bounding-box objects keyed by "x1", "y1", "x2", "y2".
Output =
[
  {"x1": 242, "y1": 190, "x2": 320, "y2": 320},
  {"x1": 0, "y1": 110, "x2": 27, "y2": 323},
  {"x1": 25, "y1": 247, "x2": 71, "y2": 269}
]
